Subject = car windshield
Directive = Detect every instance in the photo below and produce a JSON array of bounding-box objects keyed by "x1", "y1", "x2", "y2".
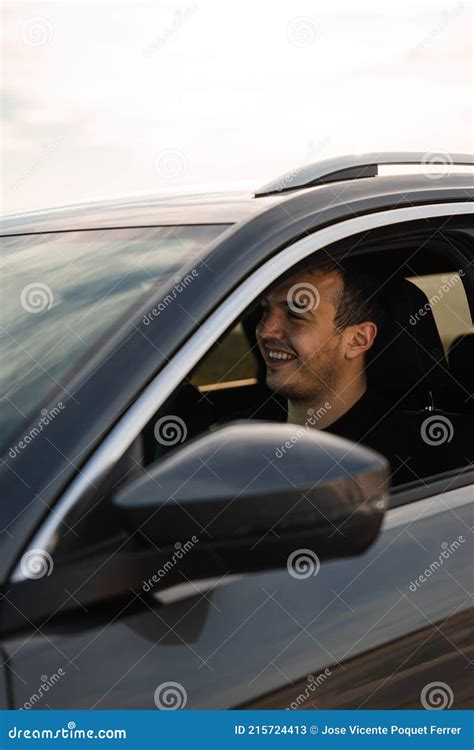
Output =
[{"x1": 0, "y1": 224, "x2": 228, "y2": 452}]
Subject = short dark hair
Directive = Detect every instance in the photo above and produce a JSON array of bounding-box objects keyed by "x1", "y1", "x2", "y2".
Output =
[
  {"x1": 312, "y1": 257, "x2": 385, "y2": 332},
  {"x1": 267, "y1": 253, "x2": 386, "y2": 332}
]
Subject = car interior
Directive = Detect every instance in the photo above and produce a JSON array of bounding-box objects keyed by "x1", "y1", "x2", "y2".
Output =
[
  {"x1": 52, "y1": 227, "x2": 474, "y2": 561},
  {"x1": 139, "y1": 229, "x2": 473, "y2": 464}
]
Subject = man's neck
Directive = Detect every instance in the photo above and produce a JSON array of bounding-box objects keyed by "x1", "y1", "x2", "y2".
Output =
[{"x1": 287, "y1": 377, "x2": 367, "y2": 430}]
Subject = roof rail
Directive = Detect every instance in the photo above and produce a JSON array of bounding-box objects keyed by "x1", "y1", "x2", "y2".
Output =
[{"x1": 254, "y1": 152, "x2": 474, "y2": 197}]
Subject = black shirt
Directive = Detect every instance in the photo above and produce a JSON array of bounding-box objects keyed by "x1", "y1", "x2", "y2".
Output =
[{"x1": 321, "y1": 389, "x2": 472, "y2": 486}]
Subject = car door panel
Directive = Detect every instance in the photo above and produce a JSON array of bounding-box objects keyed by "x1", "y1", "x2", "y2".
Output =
[
  {"x1": 245, "y1": 608, "x2": 473, "y2": 709},
  {"x1": 4, "y1": 487, "x2": 472, "y2": 709}
]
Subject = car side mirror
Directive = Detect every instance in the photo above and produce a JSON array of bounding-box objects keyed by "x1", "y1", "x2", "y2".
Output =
[{"x1": 113, "y1": 421, "x2": 389, "y2": 580}]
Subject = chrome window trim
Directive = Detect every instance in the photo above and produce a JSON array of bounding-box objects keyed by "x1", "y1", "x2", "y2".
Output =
[
  {"x1": 381, "y1": 486, "x2": 472, "y2": 532},
  {"x1": 10, "y1": 201, "x2": 473, "y2": 583}
]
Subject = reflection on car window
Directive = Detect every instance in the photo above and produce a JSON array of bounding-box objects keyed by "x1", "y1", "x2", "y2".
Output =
[{"x1": 0, "y1": 224, "x2": 228, "y2": 452}]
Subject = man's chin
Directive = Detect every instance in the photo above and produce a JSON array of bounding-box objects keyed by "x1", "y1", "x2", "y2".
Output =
[{"x1": 265, "y1": 371, "x2": 303, "y2": 399}]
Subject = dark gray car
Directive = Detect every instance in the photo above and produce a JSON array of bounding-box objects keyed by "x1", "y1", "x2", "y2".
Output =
[{"x1": 1, "y1": 153, "x2": 473, "y2": 710}]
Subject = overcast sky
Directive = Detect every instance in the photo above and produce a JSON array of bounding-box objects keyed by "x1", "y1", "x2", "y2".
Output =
[{"x1": 1, "y1": 0, "x2": 472, "y2": 214}]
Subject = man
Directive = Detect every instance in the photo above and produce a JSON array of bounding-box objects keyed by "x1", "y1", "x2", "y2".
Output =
[
  {"x1": 256, "y1": 259, "x2": 380, "y2": 431},
  {"x1": 254, "y1": 258, "x2": 466, "y2": 486}
]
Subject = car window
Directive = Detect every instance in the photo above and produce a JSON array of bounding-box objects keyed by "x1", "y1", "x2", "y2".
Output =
[
  {"x1": 0, "y1": 224, "x2": 229, "y2": 452},
  {"x1": 191, "y1": 322, "x2": 258, "y2": 388},
  {"x1": 52, "y1": 234, "x2": 474, "y2": 562}
]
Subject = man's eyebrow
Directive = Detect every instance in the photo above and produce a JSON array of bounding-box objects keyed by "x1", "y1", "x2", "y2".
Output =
[{"x1": 261, "y1": 297, "x2": 315, "y2": 314}]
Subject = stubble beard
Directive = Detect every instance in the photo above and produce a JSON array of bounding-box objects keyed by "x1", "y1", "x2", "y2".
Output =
[{"x1": 266, "y1": 350, "x2": 341, "y2": 404}]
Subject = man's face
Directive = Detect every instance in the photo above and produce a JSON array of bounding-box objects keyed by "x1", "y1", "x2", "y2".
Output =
[{"x1": 255, "y1": 268, "x2": 346, "y2": 401}]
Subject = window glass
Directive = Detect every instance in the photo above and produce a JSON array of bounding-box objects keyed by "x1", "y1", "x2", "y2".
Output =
[
  {"x1": 191, "y1": 322, "x2": 258, "y2": 388},
  {"x1": 1, "y1": 224, "x2": 229, "y2": 451}
]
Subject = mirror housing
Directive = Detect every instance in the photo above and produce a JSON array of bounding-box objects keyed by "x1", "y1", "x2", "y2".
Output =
[{"x1": 114, "y1": 422, "x2": 389, "y2": 578}]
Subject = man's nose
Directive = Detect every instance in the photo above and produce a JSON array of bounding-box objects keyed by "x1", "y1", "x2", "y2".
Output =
[{"x1": 256, "y1": 310, "x2": 285, "y2": 339}]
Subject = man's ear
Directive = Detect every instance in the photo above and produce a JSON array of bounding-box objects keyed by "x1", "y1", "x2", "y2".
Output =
[{"x1": 343, "y1": 321, "x2": 378, "y2": 360}]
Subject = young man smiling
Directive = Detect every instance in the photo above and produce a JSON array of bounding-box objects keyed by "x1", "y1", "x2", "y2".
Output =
[
  {"x1": 254, "y1": 258, "x2": 432, "y2": 485},
  {"x1": 256, "y1": 260, "x2": 380, "y2": 432}
]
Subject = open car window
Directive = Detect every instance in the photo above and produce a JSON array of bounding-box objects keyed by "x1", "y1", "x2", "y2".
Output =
[{"x1": 52, "y1": 229, "x2": 474, "y2": 561}]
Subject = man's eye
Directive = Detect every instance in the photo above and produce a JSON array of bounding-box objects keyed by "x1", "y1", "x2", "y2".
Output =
[{"x1": 287, "y1": 309, "x2": 303, "y2": 320}]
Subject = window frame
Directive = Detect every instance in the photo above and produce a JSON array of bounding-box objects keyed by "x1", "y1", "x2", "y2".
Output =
[{"x1": 10, "y1": 202, "x2": 474, "y2": 583}]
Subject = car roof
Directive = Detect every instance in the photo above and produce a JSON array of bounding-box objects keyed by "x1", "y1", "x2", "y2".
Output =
[
  {"x1": 0, "y1": 189, "x2": 284, "y2": 235},
  {"x1": 1, "y1": 172, "x2": 472, "y2": 236}
]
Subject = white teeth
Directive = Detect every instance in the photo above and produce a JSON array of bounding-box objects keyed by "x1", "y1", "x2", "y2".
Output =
[{"x1": 268, "y1": 350, "x2": 294, "y2": 361}]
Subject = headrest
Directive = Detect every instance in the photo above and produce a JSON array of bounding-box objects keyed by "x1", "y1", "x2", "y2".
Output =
[{"x1": 367, "y1": 278, "x2": 448, "y2": 406}]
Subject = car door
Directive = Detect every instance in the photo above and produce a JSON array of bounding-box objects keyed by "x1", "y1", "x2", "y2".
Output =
[{"x1": 2, "y1": 201, "x2": 473, "y2": 711}]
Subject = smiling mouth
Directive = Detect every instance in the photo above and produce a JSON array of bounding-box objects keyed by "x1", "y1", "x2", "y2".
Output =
[{"x1": 265, "y1": 349, "x2": 297, "y2": 365}]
